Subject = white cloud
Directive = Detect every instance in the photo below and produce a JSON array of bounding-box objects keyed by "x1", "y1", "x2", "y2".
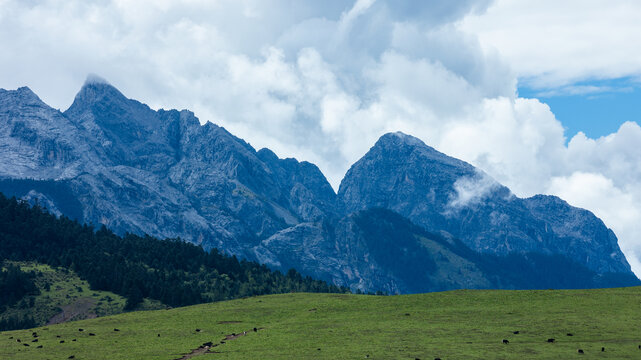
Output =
[
  {"x1": 458, "y1": 0, "x2": 641, "y2": 89},
  {"x1": 534, "y1": 85, "x2": 634, "y2": 98},
  {"x1": 547, "y1": 172, "x2": 641, "y2": 276},
  {"x1": 447, "y1": 170, "x2": 501, "y2": 210},
  {"x1": 2, "y1": 0, "x2": 641, "y2": 277}
]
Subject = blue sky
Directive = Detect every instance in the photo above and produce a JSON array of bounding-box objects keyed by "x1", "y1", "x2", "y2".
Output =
[{"x1": 519, "y1": 78, "x2": 641, "y2": 140}]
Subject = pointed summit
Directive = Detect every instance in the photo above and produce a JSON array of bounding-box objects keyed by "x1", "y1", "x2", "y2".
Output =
[
  {"x1": 0, "y1": 86, "x2": 46, "y2": 107},
  {"x1": 67, "y1": 74, "x2": 129, "y2": 113},
  {"x1": 376, "y1": 131, "x2": 427, "y2": 147},
  {"x1": 338, "y1": 132, "x2": 477, "y2": 214},
  {"x1": 65, "y1": 75, "x2": 157, "y2": 130},
  {"x1": 84, "y1": 73, "x2": 111, "y2": 86},
  {"x1": 359, "y1": 132, "x2": 472, "y2": 174}
]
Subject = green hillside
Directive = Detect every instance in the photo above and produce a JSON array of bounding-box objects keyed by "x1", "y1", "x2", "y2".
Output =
[
  {"x1": 2, "y1": 287, "x2": 641, "y2": 359},
  {"x1": 0, "y1": 262, "x2": 167, "y2": 331},
  {"x1": 0, "y1": 193, "x2": 347, "y2": 331}
]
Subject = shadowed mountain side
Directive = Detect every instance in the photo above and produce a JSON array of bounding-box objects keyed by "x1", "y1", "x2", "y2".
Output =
[
  {"x1": 338, "y1": 132, "x2": 634, "y2": 275},
  {"x1": 252, "y1": 208, "x2": 639, "y2": 293},
  {"x1": 0, "y1": 78, "x2": 637, "y2": 294},
  {"x1": 0, "y1": 81, "x2": 337, "y2": 255}
]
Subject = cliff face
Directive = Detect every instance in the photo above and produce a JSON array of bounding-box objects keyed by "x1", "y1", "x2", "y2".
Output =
[
  {"x1": 0, "y1": 80, "x2": 337, "y2": 256},
  {"x1": 338, "y1": 132, "x2": 632, "y2": 275},
  {"x1": 0, "y1": 79, "x2": 637, "y2": 293}
]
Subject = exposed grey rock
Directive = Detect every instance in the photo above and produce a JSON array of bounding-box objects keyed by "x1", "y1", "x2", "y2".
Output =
[
  {"x1": 338, "y1": 132, "x2": 634, "y2": 275},
  {"x1": 1, "y1": 80, "x2": 336, "y2": 255},
  {"x1": 0, "y1": 79, "x2": 637, "y2": 294}
]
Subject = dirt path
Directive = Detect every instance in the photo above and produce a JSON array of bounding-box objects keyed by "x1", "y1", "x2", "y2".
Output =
[
  {"x1": 174, "y1": 328, "x2": 262, "y2": 360},
  {"x1": 47, "y1": 297, "x2": 97, "y2": 325}
]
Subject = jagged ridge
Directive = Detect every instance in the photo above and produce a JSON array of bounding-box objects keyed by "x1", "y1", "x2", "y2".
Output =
[{"x1": 0, "y1": 78, "x2": 637, "y2": 293}]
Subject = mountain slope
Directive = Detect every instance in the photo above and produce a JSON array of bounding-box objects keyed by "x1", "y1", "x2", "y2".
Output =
[
  {"x1": 0, "y1": 80, "x2": 337, "y2": 255},
  {"x1": 338, "y1": 132, "x2": 633, "y2": 275},
  {"x1": 0, "y1": 193, "x2": 346, "y2": 331},
  {"x1": 0, "y1": 79, "x2": 637, "y2": 293}
]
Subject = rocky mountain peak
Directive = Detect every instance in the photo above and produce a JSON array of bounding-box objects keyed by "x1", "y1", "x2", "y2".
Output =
[
  {"x1": 377, "y1": 131, "x2": 426, "y2": 147},
  {"x1": 0, "y1": 86, "x2": 46, "y2": 107},
  {"x1": 338, "y1": 132, "x2": 633, "y2": 276},
  {"x1": 64, "y1": 75, "x2": 158, "y2": 132},
  {"x1": 1, "y1": 82, "x2": 636, "y2": 293},
  {"x1": 338, "y1": 132, "x2": 477, "y2": 214},
  {"x1": 69, "y1": 75, "x2": 129, "y2": 110}
]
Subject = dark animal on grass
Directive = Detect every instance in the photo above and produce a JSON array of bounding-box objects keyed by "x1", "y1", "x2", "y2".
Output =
[
  {"x1": 16, "y1": 339, "x2": 20, "y2": 342},
  {"x1": 602, "y1": 347, "x2": 605, "y2": 352},
  {"x1": 513, "y1": 331, "x2": 519, "y2": 334},
  {"x1": 502, "y1": 339, "x2": 509, "y2": 344},
  {"x1": 196, "y1": 329, "x2": 201, "y2": 332},
  {"x1": 253, "y1": 328, "x2": 257, "y2": 332},
  {"x1": 578, "y1": 349, "x2": 584, "y2": 354},
  {"x1": 567, "y1": 333, "x2": 573, "y2": 336},
  {"x1": 32, "y1": 339, "x2": 38, "y2": 342},
  {"x1": 157, "y1": 334, "x2": 160, "y2": 337},
  {"x1": 547, "y1": 338, "x2": 555, "y2": 343},
  {"x1": 89, "y1": 333, "x2": 95, "y2": 336},
  {"x1": 69, "y1": 356, "x2": 75, "y2": 359},
  {"x1": 114, "y1": 328, "x2": 120, "y2": 331},
  {"x1": 60, "y1": 340, "x2": 65, "y2": 343},
  {"x1": 72, "y1": 339, "x2": 76, "y2": 341},
  {"x1": 78, "y1": 329, "x2": 83, "y2": 332},
  {"x1": 23, "y1": 343, "x2": 29, "y2": 347},
  {"x1": 37, "y1": 345, "x2": 43, "y2": 348}
]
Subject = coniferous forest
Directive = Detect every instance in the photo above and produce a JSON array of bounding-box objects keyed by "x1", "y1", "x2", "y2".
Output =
[{"x1": 0, "y1": 193, "x2": 348, "y2": 324}]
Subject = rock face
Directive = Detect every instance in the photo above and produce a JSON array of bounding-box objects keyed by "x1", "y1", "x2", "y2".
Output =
[
  {"x1": 338, "y1": 132, "x2": 632, "y2": 275},
  {"x1": 0, "y1": 79, "x2": 637, "y2": 293},
  {"x1": 0, "y1": 79, "x2": 335, "y2": 256}
]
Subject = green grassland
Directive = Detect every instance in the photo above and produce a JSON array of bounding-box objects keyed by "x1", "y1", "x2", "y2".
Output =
[
  {"x1": 1, "y1": 262, "x2": 165, "y2": 328},
  {"x1": 2, "y1": 287, "x2": 641, "y2": 359}
]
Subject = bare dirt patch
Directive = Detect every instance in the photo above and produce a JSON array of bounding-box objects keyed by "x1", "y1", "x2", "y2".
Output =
[
  {"x1": 173, "y1": 328, "x2": 263, "y2": 360},
  {"x1": 47, "y1": 297, "x2": 97, "y2": 325}
]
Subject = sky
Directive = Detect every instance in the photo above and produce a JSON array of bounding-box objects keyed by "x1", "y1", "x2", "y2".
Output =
[{"x1": 2, "y1": 0, "x2": 641, "y2": 276}]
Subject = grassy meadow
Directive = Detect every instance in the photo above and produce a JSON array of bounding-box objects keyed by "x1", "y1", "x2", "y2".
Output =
[{"x1": 1, "y1": 287, "x2": 641, "y2": 359}]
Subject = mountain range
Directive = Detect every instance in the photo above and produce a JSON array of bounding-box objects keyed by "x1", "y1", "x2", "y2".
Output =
[{"x1": 0, "y1": 76, "x2": 638, "y2": 293}]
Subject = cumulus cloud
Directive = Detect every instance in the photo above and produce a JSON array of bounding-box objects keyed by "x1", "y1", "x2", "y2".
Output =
[
  {"x1": 458, "y1": 0, "x2": 641, "y2": 89},
  {"x1": 447, "y1": 170, "x2": 501, "y2": 210},
  {"x1": 2, "y1": 0, "x2": 641, "y2": 276},
  {"x1": 547, "y1": 171, "x2": 641, "y2": 276}
]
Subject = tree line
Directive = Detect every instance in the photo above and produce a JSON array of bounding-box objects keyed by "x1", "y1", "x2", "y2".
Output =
[{"x1": 0, "y1": 193, "x2": 348, "y2": 314}]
